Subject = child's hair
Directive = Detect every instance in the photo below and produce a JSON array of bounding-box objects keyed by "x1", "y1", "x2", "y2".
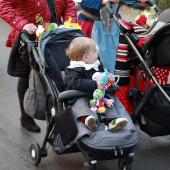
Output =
[{"x1": 66, "y1": 37, "x2": 96, "y2": 61}]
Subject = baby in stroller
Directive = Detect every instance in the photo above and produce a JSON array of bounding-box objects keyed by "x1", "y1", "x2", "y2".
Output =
[{"x1": 64, "y1": 36, "x2": 128, "y2": 132}]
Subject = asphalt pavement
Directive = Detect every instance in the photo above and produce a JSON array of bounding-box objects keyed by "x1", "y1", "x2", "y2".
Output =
[{"x1": 0, "y1": 18, "x2": 170, "y2": 170}]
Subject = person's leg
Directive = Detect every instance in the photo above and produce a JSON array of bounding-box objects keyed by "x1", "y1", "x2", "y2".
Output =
[
  {"x1": 72, "y1": 97, "x2": 98, "y2": 130},
  {"x1": 17, "y1": 77, "x2": 40, "y2": 132}
]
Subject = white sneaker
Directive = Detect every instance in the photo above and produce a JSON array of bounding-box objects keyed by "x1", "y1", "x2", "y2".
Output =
[
  {"x1": 108, "y1": 118, "x2": 128, "y2": 132},
  {"x1": 85, "y1": 116, "x2": 97, "y2": 131}
]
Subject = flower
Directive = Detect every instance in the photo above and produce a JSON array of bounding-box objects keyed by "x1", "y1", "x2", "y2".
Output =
[
  {"x1": 135, "y1": 6, "x2": 157, "y2": 29},
  {"x1": 119, "y1": 7, "x2": 142, "y2": 23},
  {"x1": 120, "y1": 5, "x2": 157, "y2": 29},
  {"x1": 136, "y1": 14, "x2": 147, "y2": 25},
  {"x1": 36, "y1": 22, "x2": 58, "y2": 40},
  {"x1": 64, "y1": 16, "x2": 81, "y2": 28},
  {"x1": 35, "y1": 16, "x2": 81, "y2": 40}
]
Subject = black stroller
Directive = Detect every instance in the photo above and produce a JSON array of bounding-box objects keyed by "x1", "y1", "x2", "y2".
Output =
[
  {"x1": 106, "y1": 0, "x2": 170, "y2": 138},
  {"x1": 20, "y1": 26, "x2": 138, "y2": 170},
  {"x1": 130, "y1": 8, "x2": 170, "y2": 137}
]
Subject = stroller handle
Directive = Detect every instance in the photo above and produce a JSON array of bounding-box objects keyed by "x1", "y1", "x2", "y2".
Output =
[
  {"x1": 21, "y1": 32, "x2": 32, "y2": 45},
  {"x1": 21, "y1": 32, "x2": 41, "y2": 65}
]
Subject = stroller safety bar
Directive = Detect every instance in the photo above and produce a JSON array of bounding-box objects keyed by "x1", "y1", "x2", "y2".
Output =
[
  {"x1": 58, "y1": 90, "x2": 90, "y2": 100},
  {"x1": 58, "y1": 85, "x2": 119, "y2": 100}
]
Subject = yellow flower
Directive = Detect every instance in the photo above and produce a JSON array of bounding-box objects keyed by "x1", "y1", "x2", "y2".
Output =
[
  {"x1": 64, "y1": 16, "x2": 72, "y2": 27},
  {"x1": 64, "y1": 16, "x2": 81, "y2": 29},
  {"x1": 70, "y1": 23, "x2": 81, "y2": 28},
  {"x1": 141, "y1": 10, "x2": 147, "y2": 15}
]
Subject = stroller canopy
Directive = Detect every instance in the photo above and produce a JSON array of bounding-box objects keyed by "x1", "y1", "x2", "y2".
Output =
[
  {"x1": 38, "y1": 27, "x2": 86, "y2": 70},
  {"x1": 158, "y1": 8, "x2": 170, "y2": 23}
]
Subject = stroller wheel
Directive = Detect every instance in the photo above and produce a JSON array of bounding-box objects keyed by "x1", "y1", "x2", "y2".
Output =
[
  {"x1": 30, "y1": 143, "x2": 41, "y2": 165},
  {"x1": 83, "y1": 160, "x2": 97, "y2": 170},
  {"x1": 118, "y1": 159, "x2": 131, "y2": 170}
]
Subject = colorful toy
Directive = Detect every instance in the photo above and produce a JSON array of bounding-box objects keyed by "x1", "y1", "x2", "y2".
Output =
[
  {"x1": 90, "y1": 69, "x2": 114, "y2": 114},
  {"x1": 92, "y1": 69, "x2": 115, "y2": 90},
  {"x1": 89, "y1": 98, "x2": 98, "y2": 112},
  {"x1": 92, "y1": 89, "x2": 106, "y2": 114}
]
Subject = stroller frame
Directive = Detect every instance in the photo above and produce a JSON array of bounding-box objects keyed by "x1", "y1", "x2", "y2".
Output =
[{"x1": 20, "y1": 28, "x2": 136, "y2": 170}]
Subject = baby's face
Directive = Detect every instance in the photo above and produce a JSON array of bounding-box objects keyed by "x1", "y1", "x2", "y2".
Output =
[{"x1": 85, "y1": 47, "x2": 98, "y2": 64}]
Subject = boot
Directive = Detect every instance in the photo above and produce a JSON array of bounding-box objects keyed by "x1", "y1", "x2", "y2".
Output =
[{"x1": 20, "y1": 116, "x2": 41, "y2": 133}]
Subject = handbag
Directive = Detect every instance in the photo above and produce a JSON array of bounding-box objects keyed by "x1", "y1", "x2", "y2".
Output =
[{"x1": 24, "y1": 68, "x2": 47, "y2": 120}]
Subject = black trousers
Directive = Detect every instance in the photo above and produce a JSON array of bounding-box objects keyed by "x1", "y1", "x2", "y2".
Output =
[{"x1": 17, "y1": 77, "x2": 30, "y2": 118}]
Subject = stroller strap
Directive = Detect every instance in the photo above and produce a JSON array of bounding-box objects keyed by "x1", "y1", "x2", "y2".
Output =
[{"x1": 46, "y1": 0, "x2": 58, "y2": 24}]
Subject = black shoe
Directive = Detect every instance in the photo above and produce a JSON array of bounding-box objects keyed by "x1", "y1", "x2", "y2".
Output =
[{"x1": 20, "y1": 116, "x2": 41, "y2": 133}]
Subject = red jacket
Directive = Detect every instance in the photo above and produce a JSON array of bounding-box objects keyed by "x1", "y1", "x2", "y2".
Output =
[{"x1": 0, "y1": 0, "x2": 77, "y2": 47}]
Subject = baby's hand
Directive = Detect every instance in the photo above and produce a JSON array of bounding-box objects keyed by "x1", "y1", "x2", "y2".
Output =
[
  {"x1": 108, "y1": 73, "x2": 115, "y2": 86},
  {"x1": 97, "y1": 81, "x2": 105, "y2": 90}
]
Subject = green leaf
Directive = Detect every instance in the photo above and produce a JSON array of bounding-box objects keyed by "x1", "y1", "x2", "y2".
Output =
[
  {"x1": 141, "y1": 24, "x2": 149, "y2": 29},
  {"x1": 38, "y1": 32, "x2": 44, "y2": 38},
  {"x1": 35, "y1": 13, "x2": 44, "y2": 24}
]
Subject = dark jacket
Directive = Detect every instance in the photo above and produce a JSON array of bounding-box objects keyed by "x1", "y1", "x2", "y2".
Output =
[
  {"x1": 64, "y1": 63, "x2": 104, "y2": 93},
  {"x1": 7, "y1": 30, "x2": 33, "y2": 77}
]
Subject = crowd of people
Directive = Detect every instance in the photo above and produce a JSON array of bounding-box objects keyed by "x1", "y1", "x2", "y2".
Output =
[{"x1": 0, "y1": 0, "x2": 169, "y2": 133}]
